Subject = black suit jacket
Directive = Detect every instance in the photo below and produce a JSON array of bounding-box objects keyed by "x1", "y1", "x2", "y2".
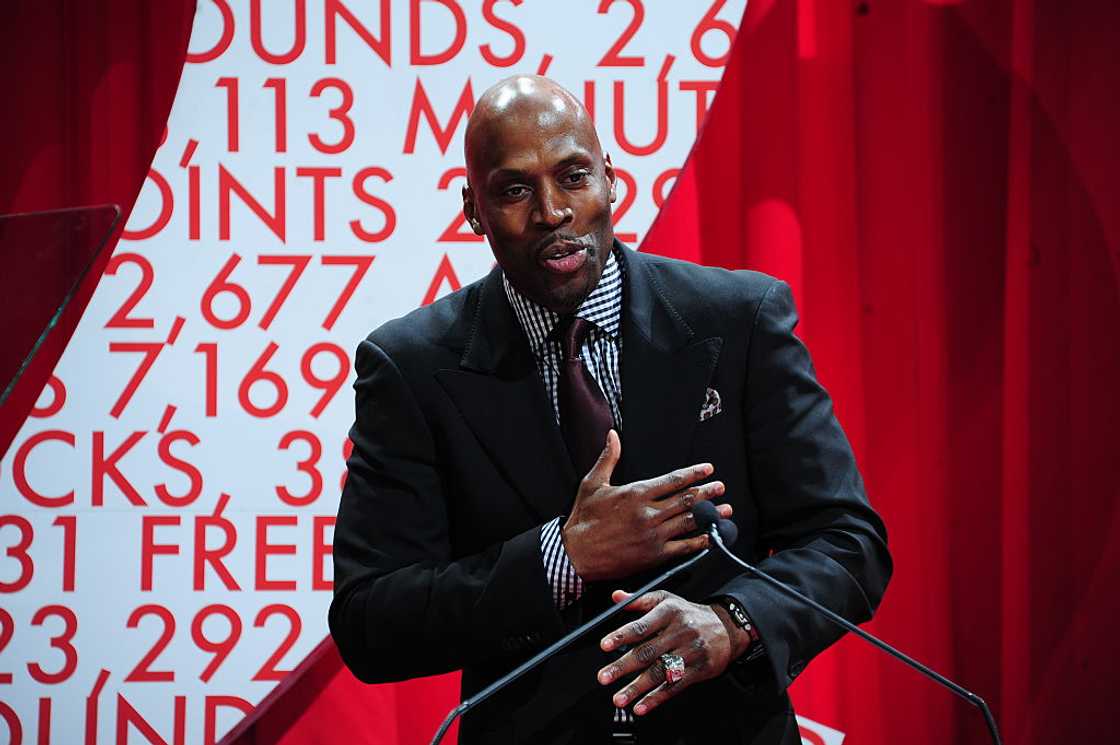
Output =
[{"x1": 330, "y1": 244, "x2": 892, "y2": 744}]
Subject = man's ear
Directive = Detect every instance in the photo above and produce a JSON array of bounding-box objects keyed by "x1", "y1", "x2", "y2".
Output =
[
  {"x1": 604, "y1": 153, "x2": 617, "y2": 204},
  {"x1": 462, "y1": 184, "x2": 485, "y2": 235}
]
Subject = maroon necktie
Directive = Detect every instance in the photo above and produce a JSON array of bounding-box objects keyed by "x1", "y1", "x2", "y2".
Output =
[{"x1": 557, "y1": 316, "x2": 614, "y2": 477}]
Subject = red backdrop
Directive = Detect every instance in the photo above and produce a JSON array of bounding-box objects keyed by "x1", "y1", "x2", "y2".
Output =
[
  {"x1": 4, "y1": 1, "x2": 1117, "y2": 744},
  {"x1": 646, "y1": 0, "x2": 1120, "y2": 742}
]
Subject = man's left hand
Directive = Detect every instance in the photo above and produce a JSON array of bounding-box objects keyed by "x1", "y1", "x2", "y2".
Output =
[{"x1": 597, "y1": 590, "x2": 752, "y2": 716}]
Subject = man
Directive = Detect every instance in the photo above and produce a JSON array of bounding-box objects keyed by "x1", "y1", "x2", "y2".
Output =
[{"x1": 330, "y1": 75, "x2": 891, "y2": 744}]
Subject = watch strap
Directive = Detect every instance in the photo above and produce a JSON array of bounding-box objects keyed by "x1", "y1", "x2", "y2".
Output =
[{"x1": 717, "y1": 596, "x2": 765, "y2": 663}]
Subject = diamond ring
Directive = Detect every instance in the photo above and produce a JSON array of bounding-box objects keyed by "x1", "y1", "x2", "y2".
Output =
[{"x1": 659, "y1": 653, "x2": 686, "y2": 684}]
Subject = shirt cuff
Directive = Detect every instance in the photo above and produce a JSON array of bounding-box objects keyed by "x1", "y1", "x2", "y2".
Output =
[{"x1": 540, "y1": 516, "x2": 584, "y2": 609}]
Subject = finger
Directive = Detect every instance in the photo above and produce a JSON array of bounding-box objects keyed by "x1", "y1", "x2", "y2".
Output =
[
  {"x1": 584, "y1": 429, "x2": 621, "y2": 487},
  {"x1": 634, "y1": 677, "x2": 691, "y2": 716},
  {"x1": 599, "y1": 627, "x2": 687, "y2": 687},
  {"x1": 658, "y1": 509, "x2": 697, "y2": 541},
  {"x1": 663, "y1": 499, "x2": 734, "y2": 535},
  {"x1": 633, "y1": 640, "x2": 707, "y2": 715},
  {"x1": 658, "y1": 511, "x2": 700, "y2": 541},
  {"x1": 629, "y1": 462, "x2": 714, "y2": 501},
  {"x1": 601, "y1": 593, "x2": 672, "y2": 652},
  {"x1": 611, "y1": 652, "x2": 673, "y2": 709},
  {"x1": 661, "y1": 534, "x2": 709, "y2": 559},
  {"x1": 616, "y1": 589, "x2": 670, "y2": 615},
  {"x1": 659, "y1": 503, "x2": 735, "y2": 541},
  {"x1": 654, "y1": 481, "x2": 726, "y2": 525}
]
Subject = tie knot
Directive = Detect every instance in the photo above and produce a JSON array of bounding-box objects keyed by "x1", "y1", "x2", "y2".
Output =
[{"x1": 558, "y1": 316, "x2": 591, "y2": 361}]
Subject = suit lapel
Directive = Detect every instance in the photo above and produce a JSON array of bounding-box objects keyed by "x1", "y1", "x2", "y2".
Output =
[
  {"x1": 617, "y1": 246, "x2": 723, "y2": 484},
  {"x1": 434, "y1": 268, "x2": 577, "y2": 521}
]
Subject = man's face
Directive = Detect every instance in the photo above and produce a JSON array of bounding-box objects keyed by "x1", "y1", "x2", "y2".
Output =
[{"x1": 464, "y1": 100, "x2": 616, "y2": 315}]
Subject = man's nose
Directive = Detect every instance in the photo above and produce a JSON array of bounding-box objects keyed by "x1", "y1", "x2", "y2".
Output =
[{"x1": 531, "y1": 183, "x2": 573, "y2": 229}]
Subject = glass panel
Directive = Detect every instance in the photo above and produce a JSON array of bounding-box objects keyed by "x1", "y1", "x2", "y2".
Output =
[{"x1": 0, "y1": 204, "x2": 121, "y2": 406}]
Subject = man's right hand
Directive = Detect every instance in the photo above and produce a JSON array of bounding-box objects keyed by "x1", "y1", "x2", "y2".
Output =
[{"x1": 561, "y1": 430, "x2": 731, "y2": 582}]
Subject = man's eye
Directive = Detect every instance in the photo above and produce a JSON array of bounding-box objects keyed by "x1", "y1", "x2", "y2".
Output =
[
  {"x1": 504, "y1": 185, "x2": 528, "y2": 198},
  {"x1": 564, "y1": 171, "x2": 589, "y2": 185}
]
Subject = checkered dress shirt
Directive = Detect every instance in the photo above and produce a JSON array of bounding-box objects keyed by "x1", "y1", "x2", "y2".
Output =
[{"x1": 502, "y1": 248, "x2": 624, "y2": 609}]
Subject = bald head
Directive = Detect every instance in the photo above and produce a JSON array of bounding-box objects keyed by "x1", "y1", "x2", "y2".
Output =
[
  {"x1": 465, "y1": 75, "x2": 603, "y2": 172},
  {"x1": 460, "y1": 75, "x2": 617, "y2": 314}
]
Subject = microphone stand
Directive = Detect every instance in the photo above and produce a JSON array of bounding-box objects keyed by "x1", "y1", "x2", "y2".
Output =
[
  {"x1": 703, "y1": 522, "x2": 1003, "y2": 745},
  {"x1": 428, "y1": 548, "x2": 712, "y2": 745}
]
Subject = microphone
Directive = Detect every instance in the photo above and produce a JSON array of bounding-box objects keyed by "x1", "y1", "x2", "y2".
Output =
[
  {"x1": 699, "y1": 501, "x2": 737, "y2": 547},
  {"x1": 428, "y1": 541, "x2": 714, "y2": 745},
  {"x1": 691, "y1": 501, "x2": 1003, "y2": 745}
]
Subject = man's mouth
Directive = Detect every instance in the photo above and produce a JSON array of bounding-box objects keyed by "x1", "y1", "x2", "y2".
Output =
[{"x1": 539, "y1": 240, "x2": 590, "y2": 275}]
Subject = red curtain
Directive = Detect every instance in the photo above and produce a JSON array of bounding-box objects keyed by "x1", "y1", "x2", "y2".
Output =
[
  {"x1": 0, "y1": 0, "x2": 195, "y2": 455},
  {"x1": 645, "y1": 0, "x2": 1119, "y2": 742}
]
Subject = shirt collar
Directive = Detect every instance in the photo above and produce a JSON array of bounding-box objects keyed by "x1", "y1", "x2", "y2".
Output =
[{"x1": 503, "y1": 246, "x2": 623, "y2": 355}]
